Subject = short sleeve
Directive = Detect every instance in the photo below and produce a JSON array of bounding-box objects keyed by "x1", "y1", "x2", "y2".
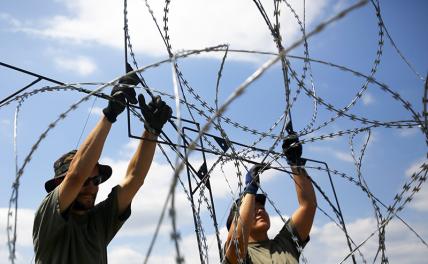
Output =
[
  {"x1": 274, "y1": 219, "x2": 310, "y2": 259},
  {"x1": 92, "y1": 185, "x2": 131, "y2": 244},
  {"x1": 32, "y1": 187, "x2": 68, "y2": 255}
]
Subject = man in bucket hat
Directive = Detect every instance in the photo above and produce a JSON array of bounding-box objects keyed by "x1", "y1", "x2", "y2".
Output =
[
  {"x1": 33, "y1": 65, "x2": 172, "y2": 264},
  {"x1": 223, "y1": 133, "x2": 316, "y2": 264}
]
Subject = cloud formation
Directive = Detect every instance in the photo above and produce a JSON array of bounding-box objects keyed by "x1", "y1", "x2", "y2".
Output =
[
  {"x1": 7, "y1": 0, "x2": 329, "y2": 60},
  {"x1": 405, "y1": 158, "x2": 428, "y2": 212},
  {"x1": 54, "y1": 55, "x2": 97, "y2": 76}
]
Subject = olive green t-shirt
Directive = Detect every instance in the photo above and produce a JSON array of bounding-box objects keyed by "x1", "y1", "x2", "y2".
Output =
[
  {"x1": 224, "y1": 219, "x2": 309, "y2": 264},
  {"x1": 33, "y1": 185, "x2": 131, "y2": 264}
]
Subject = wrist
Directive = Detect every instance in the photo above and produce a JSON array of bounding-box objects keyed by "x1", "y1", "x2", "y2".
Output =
[
  {"x1": 144, "y1": 129, "x2": 158, "y2": 139},
  {"x1": 244, "y1": 183, "x2": 258, "y2": 195},
  {"x1": 102, "y1": 107, "x2": 117, "y2": 123},
  {"x1": 287, "y1": 157, "x2": 306, "y2": 166},
  {"x1": 144, "y1": 124, "x2": 160, "y2": 136}
]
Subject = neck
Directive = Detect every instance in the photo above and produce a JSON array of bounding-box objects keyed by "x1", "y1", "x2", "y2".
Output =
[
  {"x1": 71, "y1": 209, "x2": 87, "y2": 215},
  {"x1": 70, "y1": 201, "x2": 90, "y2": 215},
  {"x1": 249, "y1": 231, "x2": 269, "y2": 242}
]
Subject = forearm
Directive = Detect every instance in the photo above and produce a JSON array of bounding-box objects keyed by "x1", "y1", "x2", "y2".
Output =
[
  {"x1": 291, "y1": 166, "x2": 316, "y2": 208},
  {"x1": 117, "y1": 130, "x2": 158, "y2": 213},
  {"x1": 290, "y1": 166, "x2": 317, "y2": 240},
  {"x1": 225, "y1": 194, "x2": 255, "y2": 264},
  {"x1": 58, "y1": 116, "x2": 112, "y2": 212},
  {"x1": 68, "y1": 116, "x2": 112, "y2": 180},
  {"x1": 125, "y1": 130, "x2": 157, "y2": 185}
]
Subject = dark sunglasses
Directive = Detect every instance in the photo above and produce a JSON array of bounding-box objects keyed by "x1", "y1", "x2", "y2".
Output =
[{"x1": 83, "y1": 175, "x2": 103, "y2": 187}]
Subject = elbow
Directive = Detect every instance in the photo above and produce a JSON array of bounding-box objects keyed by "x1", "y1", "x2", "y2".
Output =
[{"x1": 300, "y1": 198, "x2": 317, "y2": 214}]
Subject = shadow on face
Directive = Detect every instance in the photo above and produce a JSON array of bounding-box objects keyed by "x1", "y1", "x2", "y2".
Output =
[{"x1": 72, "y1": 166, "x2": 100, "y2": 213}]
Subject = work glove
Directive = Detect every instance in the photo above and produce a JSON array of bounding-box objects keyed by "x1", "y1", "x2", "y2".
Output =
[
  {"x1": 282, "y1": 132, "x2": 306, "y2": 166},
  {"x1": 138, "y1": 94, "x2": 172, "y2": 136},
  {"x1": 103, "y1": 63, "x2": 139, "y2": 123},
  {"x1": 244, "y1": 164, "x2": 269, "y2": 195}
]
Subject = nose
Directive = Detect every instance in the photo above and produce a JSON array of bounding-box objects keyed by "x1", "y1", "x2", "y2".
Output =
[
  {"x1": 255, "y1": 207, "x2": 265, "y2": 216},
  {"x1": 83, "y1": 180, "x2": 99, "y2": 192}
]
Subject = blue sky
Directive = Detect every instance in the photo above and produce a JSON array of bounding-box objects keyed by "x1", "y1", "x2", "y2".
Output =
[{"x1": 1, "y1": 0, "x2": 427, "y2": 263}]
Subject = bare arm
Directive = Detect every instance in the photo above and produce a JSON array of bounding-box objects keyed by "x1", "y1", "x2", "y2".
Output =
[
  {"x1": 116, "y1": 131, "x2": 158, "y2": 214},
  {"x1": 290, "y1": 166, "x2": 317, "y2": 241},
  {"x1": 224, "y1": 194, "x2": 255, "y2": 264},
  {"x1": 58, "y1": 116, "x2": 112, "y2": 212}
]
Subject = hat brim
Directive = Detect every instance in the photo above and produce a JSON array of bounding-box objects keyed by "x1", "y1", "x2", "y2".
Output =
[
  {"x1": 44, "y1": 163, "x2": 112, "y2": 193},
  {"x1": 226, "y1": 193, "x2": 266, "y2": 230},
  {"x1": 97, "y1": 163, "x2": 112, "y2": 184}
]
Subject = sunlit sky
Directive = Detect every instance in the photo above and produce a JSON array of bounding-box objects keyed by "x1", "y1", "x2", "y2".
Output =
[{"x1": 1, "y1": 0, "x2": 427, "y2": 263}]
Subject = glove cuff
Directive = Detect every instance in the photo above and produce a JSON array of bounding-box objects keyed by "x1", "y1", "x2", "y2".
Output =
[
  {"x1": 144, "y1": 124, "x2": 160, "y2": 136},
  {"x1": 103, "y1": 107, "x2": 117, "y2": 123},
  {"x1": 287, "y1": 157, "x2": 307, "y2": 167},
  {"x1": 243, "y1": 182, "x2": 258, "y2": 195}
]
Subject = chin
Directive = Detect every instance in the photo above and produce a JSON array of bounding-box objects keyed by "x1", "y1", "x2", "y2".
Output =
[
  {"x1": 74, "y1": 198, "x2": 96, "y2": 211},
  {"x1": 254, "y1": 222, "x2": 270, "y2": 232}
]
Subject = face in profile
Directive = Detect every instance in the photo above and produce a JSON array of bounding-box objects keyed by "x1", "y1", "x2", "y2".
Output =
[
  {"x1": 73, "y1": 166, "x2": 100, "y2": 212},
  {"x1": 251, "y1": 201, "x2": 270, "y2": 233}
]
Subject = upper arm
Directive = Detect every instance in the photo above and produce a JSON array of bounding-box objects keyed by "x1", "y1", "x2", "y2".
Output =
[
  {"x1": 224, "y1": 228, "x2": 241, "y2": 264},
  {"x1": 116, "y1": 131, "x2": 158, "y2": 214},
  {"x1": 290, "y1": 167, "x2": 317, "y2": 241},
  {"x1": 290, "y1": 202, "x2": 316, "y2": 241},
  {"x1": 224, "y1": 195, "x2": 255, "y2": 264},
  {"x1": 57, "y1": 173, "x2": 85, "y2": 213},
  {"x1": 116, "y1": 176, "x2": 142, "y2": 215}
]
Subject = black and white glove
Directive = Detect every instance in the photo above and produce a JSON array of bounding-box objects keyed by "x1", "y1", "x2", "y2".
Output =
[
  {"x1": 138, "y1": 95, "x2": 172, "y2": 136},
  {"x1": 103, "y1": 63, "x2": 139, "y2": 123},
  {"x1": 282, "y1": 133, "x2": 306, "y2": 166}
]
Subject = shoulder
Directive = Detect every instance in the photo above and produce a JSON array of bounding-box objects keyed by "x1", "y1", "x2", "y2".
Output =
[
  {"x1": 92, "y1": 185, "x2": 131, "y2": 222},
  {"x1": 272, "y1": 219, "x2": 310, "y2": 258},
  {"x1": 35, "y1": 187, "x2": 68, "y2": 221}
]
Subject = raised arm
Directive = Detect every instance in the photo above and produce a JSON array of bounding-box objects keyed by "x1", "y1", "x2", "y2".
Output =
[
  {"x1": 58, "y1": 117, "x2": 112, "y2": 212},
  {"x1": 225, "y1": 194, "x2": 255, "y2": 264},
  {"x1": 282, "y1": 133, "x2": 317, "y2": 241},
  {"x1": 290, "y1": 166, "x2": 316, "y2": 241},
  {"x1": 224, "y1": 165, "x2": 265, "y2": 264},
  {"x1": 58, "y1": 70, "x2": 138, "y2": 213},
  {"x1": 116, "y1": 95, "x2": 172, "y2": 214}
]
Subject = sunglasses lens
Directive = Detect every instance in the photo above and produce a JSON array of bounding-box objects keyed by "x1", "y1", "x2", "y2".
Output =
[
  {"x1": 83, "y1": 175, "x2": 102, "y2": 186},
  {"x1": 93, "y1": 176, "x2": 102, "y2": 186}
]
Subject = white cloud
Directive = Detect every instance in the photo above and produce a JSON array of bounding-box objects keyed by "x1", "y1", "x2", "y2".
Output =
[
  {"x1": 333, "y1": 0, "x2": 351, "y2": 13},
  {"x1": 109, "y1": 246, "x2": 146, "y2": 264},
  {"x1": 334, "y1": 150, "x2": 354, "y2": 163},
  {"x1": 93, "y1": 140, "x2": 285, "y2": 243},
  {"x1": 410, "y1": 185, "x2": 428, "y2": 212},
  {"x1": 124, "y1": 216, "x2": 428, "y2": 263},
  {"x1": 405, "y1": 158, "x2": 428, "y2": 212},
  {"x1": 361, "y1": 92, "x2": 374, "y2": 105},
  {"x1": 405, "y1": 158, "x2": 426, "y2": 178},
  {"x1": 1, "y1": 119, "x2": 10, "y2": 125},
  {"x1": 305, "y1": 217, "x2": 428, "y2": 263},
  {"x1": 54, "y1": 55, "x2": 96, "y2": 76},
  {"x1": 0, "y1": 208, "x2": 35, "y2": 247},
  {"x1": 308, "y1": 145, "x2": 354, "y2": 163},
  {"x1": 0, "y1": 208, "x2": 35, "y2": 263},
  {"x1": 10, "y1": 0, "x2": 329, "y2": 61},
  {"x1": 89, "y1": 106, "x2": 103, "y2": 117},
  {"x1": 0, "y1": 13, "x2": 22, "y2": 28},
  {"x1": 399, "y1": 127, "x2": 421, "y2": 137},
  {"x1": 96, "y1": 155, "x2": 188, "y2": 237}
]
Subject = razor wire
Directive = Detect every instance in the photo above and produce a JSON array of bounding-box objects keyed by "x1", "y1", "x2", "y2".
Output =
[{"x1": 2, "y1": 0, "x2": 428, "y2": 263}]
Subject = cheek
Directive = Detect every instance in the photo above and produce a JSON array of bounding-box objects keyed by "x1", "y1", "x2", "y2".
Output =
[{"x1": 262, "y1": 212, "x2": 270, "y2": 225}]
